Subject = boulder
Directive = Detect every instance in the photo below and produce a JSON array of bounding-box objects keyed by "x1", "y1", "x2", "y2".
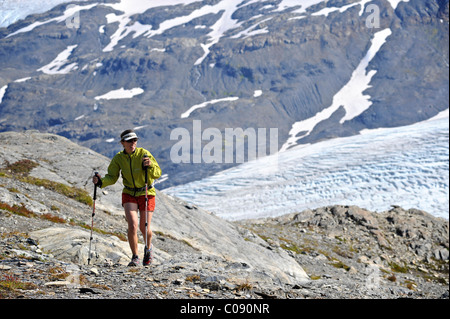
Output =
[{"x1": 152, "y1": 193, "x2": 310, "y2": 285}]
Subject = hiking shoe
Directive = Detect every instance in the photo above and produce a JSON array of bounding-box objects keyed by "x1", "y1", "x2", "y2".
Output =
[
  {"x1": 128, "y1": 255, "x2": 140, "y2": 267},
  {"x1": 143, "y1": 245, "x2": 153, "y2": 266}
]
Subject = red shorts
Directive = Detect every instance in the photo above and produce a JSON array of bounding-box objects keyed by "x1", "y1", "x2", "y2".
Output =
[{"x1": 122, "y1": 193, "x2": 155, "y2": 212}]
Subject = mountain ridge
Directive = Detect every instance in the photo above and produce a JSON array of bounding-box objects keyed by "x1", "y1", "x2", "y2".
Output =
[{"x1": 1, "y1": 0, "x2": 448, "y2": 188}]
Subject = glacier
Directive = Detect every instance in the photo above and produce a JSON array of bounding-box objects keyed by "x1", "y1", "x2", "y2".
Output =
[
  {"x1": 0, "y1": 0, "x2": 87, "y2": 28},
  {"x1": 164, "y1": 112, "x2": 449, "y2": 221}
]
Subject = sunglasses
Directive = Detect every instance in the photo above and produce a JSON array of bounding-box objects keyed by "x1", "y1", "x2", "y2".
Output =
[{"x1": 124, "y1": 139, "x2": 138, "y2": 143}]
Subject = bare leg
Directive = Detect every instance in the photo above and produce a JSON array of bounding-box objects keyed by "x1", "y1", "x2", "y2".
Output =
[{"x1": 124, "y1": 202, "x2": 139, "y2": 256}]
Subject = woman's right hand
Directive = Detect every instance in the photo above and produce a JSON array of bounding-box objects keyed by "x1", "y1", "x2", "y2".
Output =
[{"x1": 93, "y1": 174, "x2": 101, "y2": 185}]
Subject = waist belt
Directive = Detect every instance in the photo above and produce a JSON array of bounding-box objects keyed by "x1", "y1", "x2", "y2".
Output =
[{"x1": 124, "y1": 185, "x2": 153, "y2": 192}]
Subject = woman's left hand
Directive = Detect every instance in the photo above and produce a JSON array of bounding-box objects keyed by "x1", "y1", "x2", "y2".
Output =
[{"x1": 142, "y1": 156, "x2": 151, "y2": 168}]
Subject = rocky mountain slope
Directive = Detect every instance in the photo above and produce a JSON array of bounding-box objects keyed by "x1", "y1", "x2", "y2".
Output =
[
  {"x1": 0, "y1": 130, "x2": 308, "y2": 285},
  {"x1": 1, "y1": 131, "x2": 448, "y2": 299},
  {"x1": 0, "y1": 0, "x2": 448, "y2": 188}
]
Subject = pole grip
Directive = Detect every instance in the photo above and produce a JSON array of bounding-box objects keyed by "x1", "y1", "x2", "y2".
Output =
[
  {"x1": 93, "y1": 172, "x2": 99, "y2": 201},
  {"x1": 143, "y1": 154, "x2": 149, "y2": 184}
]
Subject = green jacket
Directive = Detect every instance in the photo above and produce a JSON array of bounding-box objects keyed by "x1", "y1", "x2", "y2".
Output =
[{"x1": 100, "y1": 147, "x2": 161, "y2": 197}]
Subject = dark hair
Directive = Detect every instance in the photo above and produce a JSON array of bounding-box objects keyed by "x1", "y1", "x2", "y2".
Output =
[{"x1": 120, "y1": 129, "x2": 134, "y2": 141}]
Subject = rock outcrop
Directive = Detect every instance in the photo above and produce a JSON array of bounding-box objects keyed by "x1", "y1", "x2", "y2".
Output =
[{"x1": 0, "y1": 130, "x2": 309, "y2": 288}]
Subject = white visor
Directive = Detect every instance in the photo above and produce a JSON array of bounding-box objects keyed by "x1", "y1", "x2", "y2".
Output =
[{"x1": 121, "y1": 132, "x2": 138, "y2": 141}]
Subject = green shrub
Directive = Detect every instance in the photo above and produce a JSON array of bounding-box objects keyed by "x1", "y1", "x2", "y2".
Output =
[
  {"x1": 2, "y1": 159, "x2": 38, "y2": 176},
  {"x1": 21, "y1": 176, "x2": 93, "y2": 206},
  {"x1": 1, "y1": 159, "x2": 93, "y2": 207}
]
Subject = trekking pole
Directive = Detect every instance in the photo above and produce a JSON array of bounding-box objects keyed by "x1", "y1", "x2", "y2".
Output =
[
  {"x1": 143, "y1": 154, "x2": 150, "y2": 262},
  {"x1": 88, "y1": 172, "x2": 99, "y2": 265}
]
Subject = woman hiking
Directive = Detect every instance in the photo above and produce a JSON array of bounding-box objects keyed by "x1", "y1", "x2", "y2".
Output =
[{"x1": 93, "y1": 129, "x2": 161, "y2": 266}]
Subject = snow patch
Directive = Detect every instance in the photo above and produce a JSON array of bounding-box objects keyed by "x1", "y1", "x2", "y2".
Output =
[
  {"x1": 231, "y1": 17, "x2": 271, "y2": 39},
  {"x1": 37, "y1": 45, "x2": 78, "y2": 75},
  {"x1": 6, "y1": 3, "x2": 98, "y2": 37},
  {"x1": 181, "y1": 97, "x2": 239, "y2": 118},
  {"x1": 387, "y1": 0, "x2": 410, "y2": 10},
  {"x1": 0, "y1": 85, "x2": 8, "y2": 104},
  {"x1": 14, "y1": 77, "x2": 32, "y2": 83},
  {"x1": 312, "y1": 0, "x2": 371, "y2": 17},
  {"x1": 94, "y1": 87, "x2": 144, "y2": 100},
  {"x1": 151, "y1": 48, "x2": 166, "y2": 53},
  {"x1": 253, "y1": 90, "x2": 263, "y2": 97},
  {"x1": 281, "y1": 28, "x2": 392, "y2": 152},
  {"x1": 102, "y1": 0, "x2": 201, "y2": 52},
  {"x1": 173, "y1": 0, "x2": 247, "y2": 65}
]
